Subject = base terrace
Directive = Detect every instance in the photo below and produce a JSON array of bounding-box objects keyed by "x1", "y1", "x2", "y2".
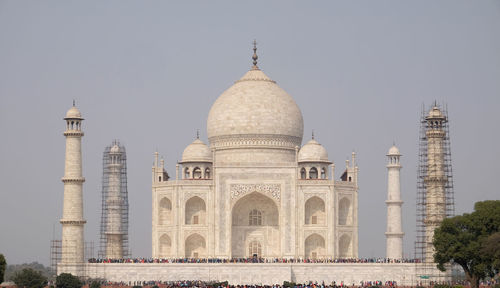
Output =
[{"x1": 57, "y1": 257, "x2": 450, "y2": 286}]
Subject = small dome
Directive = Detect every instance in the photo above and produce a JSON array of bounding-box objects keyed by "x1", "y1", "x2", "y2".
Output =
[
  {"x1": 427, "y1": 106, "x2": 444, "y2": 119},
  {"x1": 65, "y1": 106, "x2": 82, "y2": 119},
  {"x1": 387, "y1": 145, "x2": 400, "y2": 155},
  {"x1": 181, "y1": 139, "x2": 212, "y2": 163},
  {"x1": 110, "y1": 144, "x2": 121, "y2": 153},
  {"x1": 298, "y1": 139, "x2": 330, "y2": 163}
]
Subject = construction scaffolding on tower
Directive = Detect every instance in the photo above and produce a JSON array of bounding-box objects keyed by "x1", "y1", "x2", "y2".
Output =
[
  {"x1": 51, "y1": 239, "x2": 94, "y2": 277},
  {"x1": 98, "y1": 140, "x2": 130, "y2": 259},
  {"x1": 415, "y1": 103, "x2": 456, "y2": 284}
]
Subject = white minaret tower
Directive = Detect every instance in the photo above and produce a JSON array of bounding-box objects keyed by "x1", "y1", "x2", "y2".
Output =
[
  {"x1": 385, "y1": 144, "x2": 404, "y2": 259},
  {"x1": 60, "y1": 103, "x2": 86, "y2": 273}
]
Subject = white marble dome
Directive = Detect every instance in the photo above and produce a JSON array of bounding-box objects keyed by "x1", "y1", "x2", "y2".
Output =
[
  {"x1": 387, "y1": 145, "x2": 400, "y2": 155},
  {"x1": 298, "y1": 139, "x2": 330, "y2": 163},
  {"x1": 207, "y1": 68, "x2": 304, "y2": 145},
  {"x1": 427, "y1": 106, "x2": 444, "y2": 118},
  {"x1": 181, "y1": 139, "x2": 212, "y2": 163},
  {"x1": 65, "y1": 106, "x2": 82, "y2": 119}
]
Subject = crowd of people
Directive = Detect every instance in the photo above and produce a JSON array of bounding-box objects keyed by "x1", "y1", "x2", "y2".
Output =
[
  {"x1": 88, "y1": 280, "x2": 396, "y2": 288},
  {"x1": 87, "y1": 257, "x2": 420, "y2": 264}
]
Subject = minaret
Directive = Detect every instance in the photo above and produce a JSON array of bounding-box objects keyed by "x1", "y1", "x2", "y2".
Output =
[
  {"x1": 105, "y1": 142, "x2": 124, "y2": 258},
  {"x1": 424, "y1": 105, "x2": 447, "y2": 262},
  {"x1": 60, "y1": 103, "x2": 86, "y2": 272},
  {"x1": 385, "y1": 144, "x2": 404, "y2": 259}
]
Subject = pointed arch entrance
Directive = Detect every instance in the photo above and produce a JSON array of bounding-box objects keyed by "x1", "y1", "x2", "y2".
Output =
[{"x1": 231, "y1": 191, "x2": 280, "y2": 258}]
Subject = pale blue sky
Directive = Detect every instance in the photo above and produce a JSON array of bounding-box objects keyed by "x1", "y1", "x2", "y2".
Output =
[{"x1": 1, "y1": 0, "x2": 499, "y2": 265}]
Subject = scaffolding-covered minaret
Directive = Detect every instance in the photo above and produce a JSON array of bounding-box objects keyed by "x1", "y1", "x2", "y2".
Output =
[
  {"x1": 99, "y1": 140, "x2": 130, "y2": 259},
  {"x1": 416, "y1": 103, "x2": 455, "y2": 263}
]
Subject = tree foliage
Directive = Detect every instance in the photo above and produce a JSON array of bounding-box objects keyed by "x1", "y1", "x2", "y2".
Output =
[
  {"x1": 433, "y1": 200, "x2": 500, "y2": 288},
  {"x1": 0, "y1": 254, "x2": 6, "y2": 283},
  {"x1": 481, "y1": 231, "x2": 500, "y2": 271},
  {"x1": 11, "y1": 268, "x2": 48, "y2": 288},
  {"x1": 56, "y1": 273, "x2": 82, "y2": 288},
  {"x1": 5, "y1": 262, "x2": 53, "y2": 281}
]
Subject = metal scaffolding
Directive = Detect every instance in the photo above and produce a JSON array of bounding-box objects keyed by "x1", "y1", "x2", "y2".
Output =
[
  {"x1": 99, "y1": 140, "x2": 130, "y2": 259},
  {"x1": 51, "y1": 239, "x2": 94, "y2": 276},
  {"x1": 415, "y1": 103, "x2": 455, "y2": 283}
]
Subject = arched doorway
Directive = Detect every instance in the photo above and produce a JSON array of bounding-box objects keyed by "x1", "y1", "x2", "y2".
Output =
[
  {"x1": 231, "y1": 192, "x2": 279, "y2": 258},
  {"x1": 159, "y1": 197, "x2": 172, "y2": 225},
  {"x1": 305, "y1": 233, "x2": 325, "y2": 259},
  {"x1": 185, "y1": 233, "x2": 206, "y2": 258},
  {"x1": 305, "y1": 196, "x2": 325, "y2": 225},
  {"x1": 159, "y1": 234, "x2": 171, "y2": 257},
  {"x1": 185, "y1": 196, "x2": 206, "y2": 225},
  {"x1": 339, "y1": 234, "x2": 351, "y2": 258},
  {"x1": 338, "y1": 197, "x2": 351, "y2": 225}
]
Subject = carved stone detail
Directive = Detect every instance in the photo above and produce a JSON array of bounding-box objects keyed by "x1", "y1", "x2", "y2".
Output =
[
  {"x1": 304, "y1": 193, "x2": 326, "y2": 202},
  {"x1": 210, "y1": 134, "x2": 301, "y2": 150},
  {"x1": 230, "y1": 184, "x2": 281, "y2": 200}
]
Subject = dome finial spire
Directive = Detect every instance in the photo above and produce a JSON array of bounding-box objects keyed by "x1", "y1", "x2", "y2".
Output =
[
  {"x1": 196, "y1": 129, "x2": 200, "y2": 139},
  {"x1": 252, "y1": 39, "x2": 259, "y2": 70},
  {"x1": 73, "y1": 99, "x2": 75, "y2": 107},
  {"x1": 312, "y1": 129, "x2": 315, "y2": 140}
]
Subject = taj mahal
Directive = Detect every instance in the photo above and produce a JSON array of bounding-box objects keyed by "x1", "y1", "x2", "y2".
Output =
[
  {"x1": 57, "y1": 44, "x2": 451, "y2": 285},
  {"x1": 151, "y1": 45, "x2": 358, "y2": 260}
]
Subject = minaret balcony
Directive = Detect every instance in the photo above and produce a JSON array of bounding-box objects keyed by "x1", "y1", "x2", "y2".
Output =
[
  {"x1": 60, "y1": 219, "x2": 86, "y2": 225},
  {"x1": 385, "y1": 200, "x2": 403, "y2": 205},
  {"x1": 64, "y1": 131, "x2": 84, "y2": 137},
  {"x1": 61, "y1": 177, "x2": 85, "y2": 183}
]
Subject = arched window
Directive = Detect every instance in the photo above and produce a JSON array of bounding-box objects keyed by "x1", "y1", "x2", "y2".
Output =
[
  {"x1": 184, "y1": 167, "x2": 190, "y2": 179},
  {"x1": 309, "y1": 167, "x2": 318, "y2": 179},
  {"x1": 339, "y1": 234, "x2": 351, "y2": 258},
  {"x1": 300, "y1": 168, "x2": 306, "y2": 179},
  {"x1": 248, "y1": 241, "x2": 262, "y2": 257},
  {"x1": 249, "y1": 209, "x2": 262, "y2": 226},
  {"x1": 185, "y1": 196, "x2": 206, "y2": 225},
  {"x1": 205, "y1": 168, "x2": 210, "y2": 179},
  {"x1": 338, "y1": 197, "x2": 351, "y2": 225},
  {"x1": 159, "y1": 234, "x2": 171, "y2": 257},
  {"x1": 321, "y1": 167, "x2": 326, "y2": 179},
  {"x1": 159, "y1": 197, "x2": 172, "y2": 225},
  {"x1": 305, "y1": 196, "x2": 325, "y2": 225},
  {"x1": 193, "y1": 167, "x2": 202, "y2": 179},
  {"x1": 305, "y1": 234, "x2": 325, "y2": 259},
  {"x1": 185, "y1": 233, "x2": 206, "y2": 258}
]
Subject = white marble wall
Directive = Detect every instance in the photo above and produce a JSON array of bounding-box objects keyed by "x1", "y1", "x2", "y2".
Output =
[{"x1": 79, "y1": 263, "x2": 450, "y2": 286}]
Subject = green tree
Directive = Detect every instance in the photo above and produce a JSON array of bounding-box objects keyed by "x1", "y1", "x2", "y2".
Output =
[
  {"x1": 433, "y1": 200, "x2": 500, "y2": 288},
  {"x1": 56, "y1": 273, "x2": 82, "y2": 288},
  {"x1": 11, "y1": 268, "x2": 48, "y2": 288},
  {"x1": 481, "y1": 232, "x2": 500, "y2": 271},
  {"x1": 0, "y1": 254, "x2": 6, "y2": 283}
]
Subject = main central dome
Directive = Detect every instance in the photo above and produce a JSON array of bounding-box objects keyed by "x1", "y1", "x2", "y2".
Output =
[{"x1": 207, "y1": 67, "x2": 304, "y2": 147}]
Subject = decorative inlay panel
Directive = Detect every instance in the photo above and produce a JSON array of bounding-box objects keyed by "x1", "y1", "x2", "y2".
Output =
[
  {"x1": 230, "y1": 184, "x2": 281, "y2": 200},
  {"x1": 209, "y1": 134, "x2": 301, "y2": 150},
  {"x1": 304, "y1": 193, "x2": 326, "y2": 202}
]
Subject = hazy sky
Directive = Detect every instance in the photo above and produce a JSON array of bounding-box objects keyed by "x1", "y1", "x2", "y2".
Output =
[{"x1": 1, "y1": 1, "x2": 499, "y2": 266}]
